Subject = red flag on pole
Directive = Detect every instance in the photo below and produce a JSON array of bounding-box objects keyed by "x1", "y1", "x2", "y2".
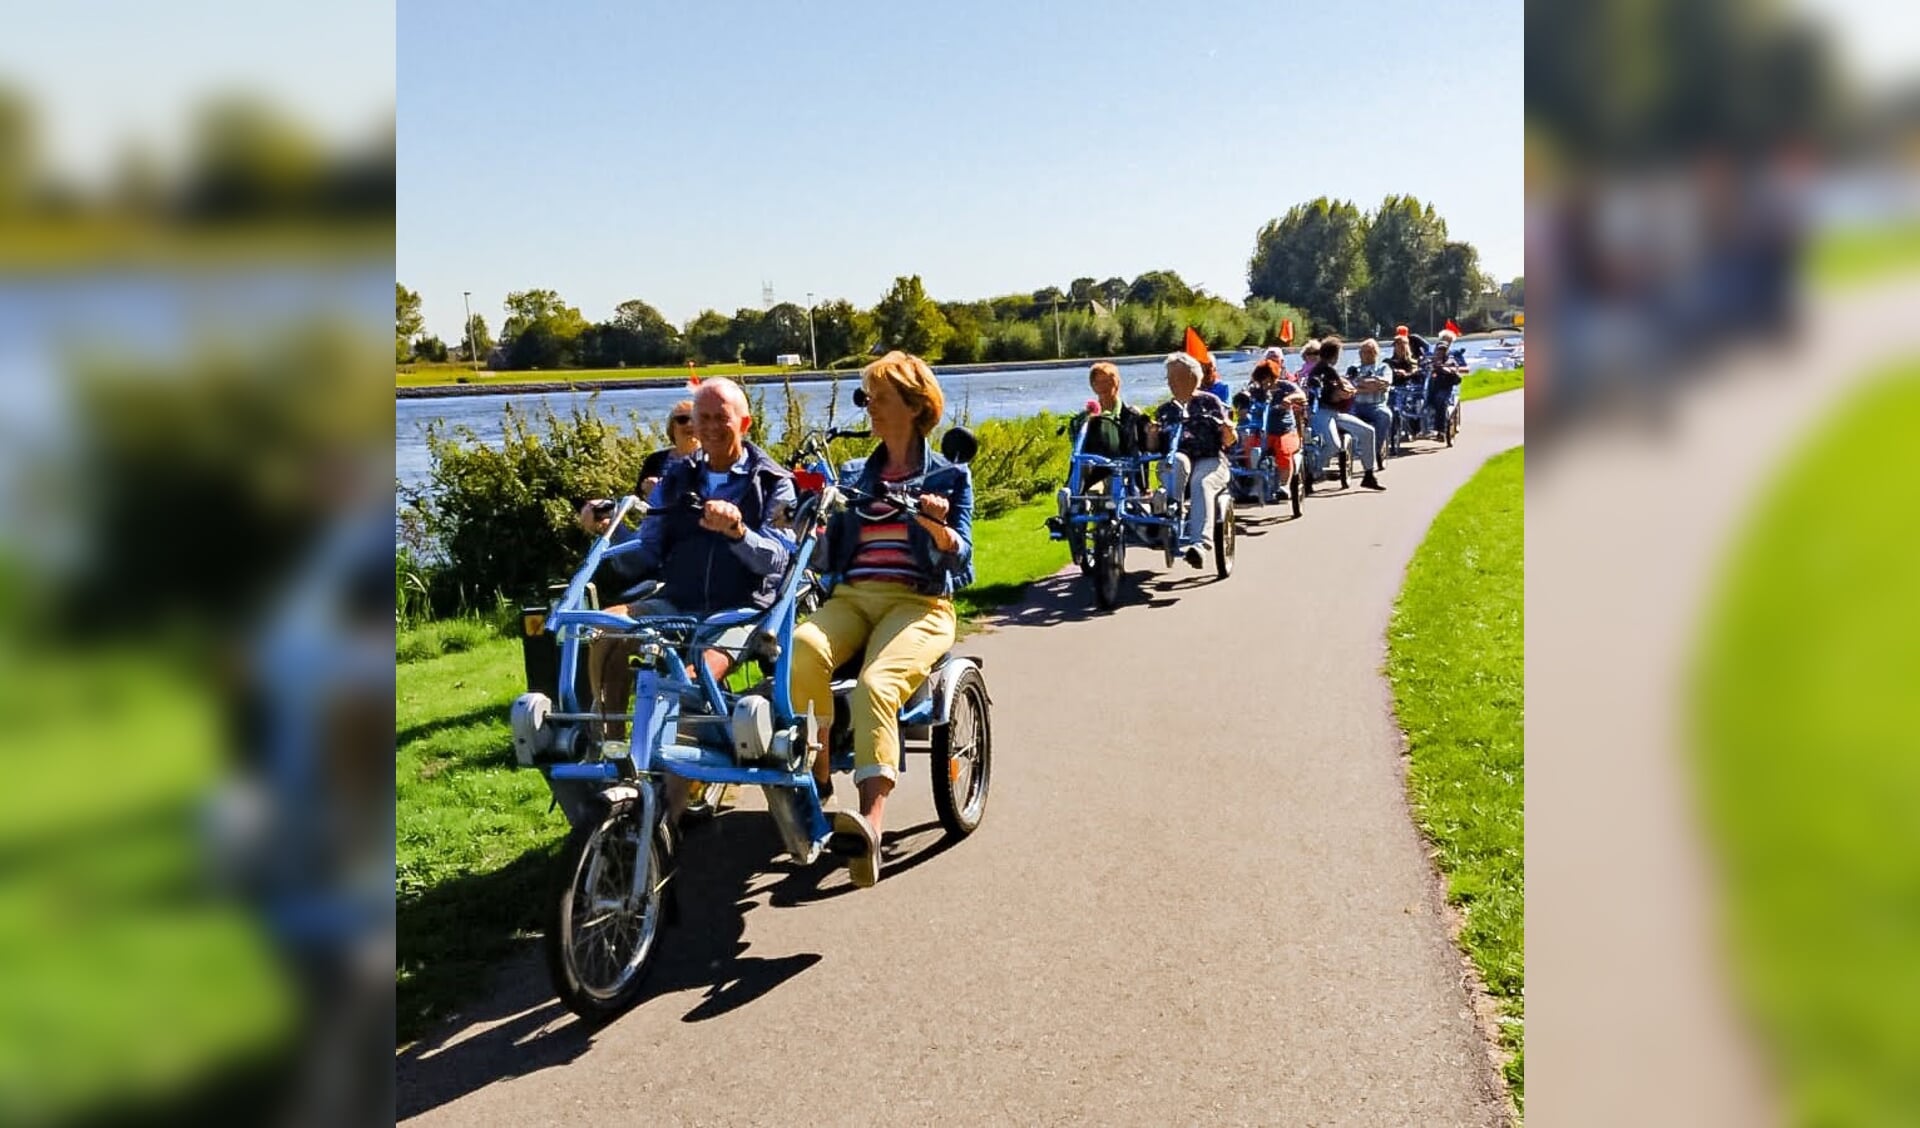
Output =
[
  {"x1": 686, "y1": 360, "x2": 701, "y2": 389},
  {"x1": 1182, "y1": 326, "x2": 1213, "y2": 369},
  {"x1": 1443, "y1": 318, "x2": 1461, "y2": 335},
  {"x1": 1279, "y1": 319, "x2": 1294, "y2": 345}
]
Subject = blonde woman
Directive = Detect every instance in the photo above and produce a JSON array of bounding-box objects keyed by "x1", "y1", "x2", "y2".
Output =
[{"x1": 790, "y1": 352, "x2": 974, "y2": 887}]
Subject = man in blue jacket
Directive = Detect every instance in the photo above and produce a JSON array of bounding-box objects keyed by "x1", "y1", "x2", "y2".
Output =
[{"x1": 578, "y1": 378, "x2": 797, "y2": 734}]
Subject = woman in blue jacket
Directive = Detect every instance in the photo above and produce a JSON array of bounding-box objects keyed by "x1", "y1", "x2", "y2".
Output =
[{"x1": 790, "y1": 351, "x2": 973, "y2": 887}]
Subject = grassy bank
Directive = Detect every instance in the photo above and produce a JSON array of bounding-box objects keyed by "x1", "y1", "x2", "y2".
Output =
[
  {"x1": 0, "y1": 646, "x2": 296, "y2": 1123},
  {"x1": 1693, "y1": 364, "x2": 1920, "y2": 1126},
  {"x1": 1461, "y1": 365, "x2": 1524, "y2": 402},
  {"x1": 1810, "y1": 219, "x2": 1920, "y2": 290},
  {"x1": 1385, "y1": 445, "x2": 1525, "y2": 1109},
  {"x1": 396, "y1": 496, "x2": 1068, "y2": 1043}
]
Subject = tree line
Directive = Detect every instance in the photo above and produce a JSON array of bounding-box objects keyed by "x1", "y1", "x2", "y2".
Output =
[{"x1": 398, "y1": 194, "x2": 1520, "y2": 370}]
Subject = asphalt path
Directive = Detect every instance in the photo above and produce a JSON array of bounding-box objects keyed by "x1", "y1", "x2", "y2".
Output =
[{"x1": 399, "y1": 389, "x2": 1524, "y2": 1127}]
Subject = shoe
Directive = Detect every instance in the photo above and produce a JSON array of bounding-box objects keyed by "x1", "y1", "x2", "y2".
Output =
[
  {"x1": 1044, "y1": 516, "x2": 1065, "y2": 536},
  {"x1": 1361, "y1": 472, "x2": 1386, "y2": 491},
  {"x1": 830, "y1": 810, "x2": 881, "y2": 887},
  {"x1": 1183, "y1": 546, "x2": 1204, "y2": 568}
]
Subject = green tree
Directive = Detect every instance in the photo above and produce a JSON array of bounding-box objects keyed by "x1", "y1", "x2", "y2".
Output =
[
  {"x1": 396, "y1": 283, "x2": 423, "y2": 338},
  {"x1": 1431, "y1": 241, "x2": 1485, "y2": 326},
  {"x1": 1361, "y1": 195, "x2": 1448, "y2": 330},
  {"x1": 1031, "y1": 285, "x2": 1065, "y2": 307},
  {"x1": 1126, "y1": 270, "x2": 1193, "y2": 307},
  {"x1": 1502, "y1": 277, "x2": 1525, "y2": 306},
  {"x1": 179, "y1": 95, "x2": 329, "y2": 218},
  {"x1": 810, "y1": 299, "x2": 874, "y2": 365},
  {"x1": 0, "y1": 85, "x2": 38, "y2": 215},
  {"x1": 1068, "y1": 277, "x2": 1098, "y2": 304},
  {"x1": 751, "y1": 302, "x2": 811, "y2": 363},
  {"x1": 412, "y1": 335, "x2": 449, "y2": 363},
  {"x1": 871, "y1": 275, "x2": 952, "y2": 359},
  {"x1": 499, "y1": 289, "x2": 589, "y2": 369},
  {"x1": 460, "y1": 314, "x2": 493, "y2": 362},
  {"x1": 601, "y1": 299, "x2": 685, "y2": 365},
  {"x1": 1097, "y1": 277, "x2": 1128, "y2": 307},
  {"x1": 1247, "y1": 197, "x2": 1369, "y2": 331},
  {"x1": 396, "y1": 283, "x2": 423, "y2": 361},
  {"x1": 684, "y1": 309, "x2": 733, "y2": 364},
  {"x1": 939, "y1": 301, "x2": 990, "y2": 364}
]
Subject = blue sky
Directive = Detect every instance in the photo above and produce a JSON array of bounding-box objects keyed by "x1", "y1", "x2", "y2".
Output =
[{"x1": 399, "y1": 0, "x2": 1524, "y2": 341}]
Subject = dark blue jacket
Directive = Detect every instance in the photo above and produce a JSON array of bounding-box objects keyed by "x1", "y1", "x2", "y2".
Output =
[
  {"x1": 595, "y1": 441, "x2": 794, "y2": 613},
  {"x1": 821, "y1": 439, "x2": 974, "y2": 597}
]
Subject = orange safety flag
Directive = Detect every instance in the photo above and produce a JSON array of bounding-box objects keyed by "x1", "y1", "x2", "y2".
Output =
[
  {"x1": 686, "y1": 360, "x2": 701, "y2": 389},
  {"x1": 1182, "y1": 326, "x2": 1213, "y2": 368},
  {"x1": 1279, "y1": 319, "x2": 1294, "y2": 344},
  {"x1": 1443, "y1": 318, "x2": 1461, "y2": 335}
]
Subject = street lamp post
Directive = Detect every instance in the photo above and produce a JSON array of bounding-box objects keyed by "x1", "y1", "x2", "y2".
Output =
[
  {"x1": 805, "y1": 291, "x2": 818, "y2": 370},
  {"x1": 462, "y1": 290, "x2": 479, "y2": 373},
  {"x1": 1427, "y1": 291, "x2": 1436, "y2": 336}
]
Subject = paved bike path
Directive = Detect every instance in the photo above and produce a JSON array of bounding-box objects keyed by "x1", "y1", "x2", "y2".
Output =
[{"x1": 399, "y1": 390, "x2": 1524, "y2": 1126}]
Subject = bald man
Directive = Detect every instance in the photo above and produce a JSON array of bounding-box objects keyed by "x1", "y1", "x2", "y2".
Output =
[{"x1": 581, "y1": 378, "x2": 798, "y2": 750}]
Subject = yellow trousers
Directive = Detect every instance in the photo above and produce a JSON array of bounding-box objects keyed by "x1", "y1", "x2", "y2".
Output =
[{"x1": 789, "y1": 581, "x2": 956, "y2": 784}]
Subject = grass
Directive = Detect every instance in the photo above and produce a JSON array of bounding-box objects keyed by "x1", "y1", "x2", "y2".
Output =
[
  {"x1": 397, "y1": 613, "x2": 508, "y2": 664},
  {"x1": 1461, "y1": 365, "x2": 1524, "y2": 402},
  {"x1": 1809, "y1": 218, "x2": 1920, "y2": 290},
  {"x1": 395, "y1": 493, "x2": 1070, "y2": 1042},
  {"x1": 0, "y1": 644, "x2": 296, "y2": 1124},
  {"x1": 1692, "y1": 363, "x2": 1920, "y2": 1127},
  {"x1": 1385, "y1": 445, "x2": 1525, "y2": 1110},
  {"x1": 396, "y1": 362, "x2": 799, "y2": 388}
]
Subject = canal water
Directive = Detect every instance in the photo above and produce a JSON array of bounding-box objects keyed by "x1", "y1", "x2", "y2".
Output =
[{"x1": 396, "y1": 339, "x2": 1520, "y2": 496}]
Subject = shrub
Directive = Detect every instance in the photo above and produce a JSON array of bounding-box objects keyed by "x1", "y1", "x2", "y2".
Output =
[{"x1": 399, "y1": 397, "x2": 662, "y2": 613}]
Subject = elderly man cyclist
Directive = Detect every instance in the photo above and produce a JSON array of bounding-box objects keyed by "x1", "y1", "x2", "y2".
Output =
[
  {"x1": 1149, "y1": 351, "x2": 1236, "y2": 568},
  {"x1": 577, "y1": 377, "x2": 797, "y2": 819}
]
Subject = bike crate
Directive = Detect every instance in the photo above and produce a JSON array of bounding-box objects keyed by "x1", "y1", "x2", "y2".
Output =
[{"x1": 521, "y1": 582, "x2": 596, "y2": 703}]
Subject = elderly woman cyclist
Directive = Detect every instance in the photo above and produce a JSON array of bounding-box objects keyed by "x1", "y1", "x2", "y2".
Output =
[{"x1": 789, "y1": 351, "x2": 974, "y2": 887}]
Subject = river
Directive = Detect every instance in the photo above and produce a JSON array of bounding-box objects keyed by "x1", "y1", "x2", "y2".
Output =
[{"x1": 395, "y1": 338, "x2": 1521, "y2": 496}]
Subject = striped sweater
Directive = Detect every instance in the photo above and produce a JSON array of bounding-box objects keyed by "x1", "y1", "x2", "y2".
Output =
[{"x1": 845, "y1": 466, "x2": 923, "y2": 587}]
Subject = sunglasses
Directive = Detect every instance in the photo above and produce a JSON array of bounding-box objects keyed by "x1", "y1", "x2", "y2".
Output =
[{"x1": 670, "y1": 414, "x2": 692, "y2": 425}]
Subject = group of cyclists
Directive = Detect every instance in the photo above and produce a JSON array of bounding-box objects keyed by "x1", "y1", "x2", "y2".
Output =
[
  {"x1": 1052, "y1": 325, "x2": 1469, "y2": 567},
  {"x1": 562, "y1": 329, "x2": 1466, "y2": 887}
]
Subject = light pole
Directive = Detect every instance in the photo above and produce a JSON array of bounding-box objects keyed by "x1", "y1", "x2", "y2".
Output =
[
  {"x1": 805, "y1": 291, "x2": 818, "y2": 370},
  {"x1": 462, "y1": 290, "x2": 478, "y2": 372},
  {"x1": 1427, "y1": 291, "x2": 1437, "y2": 336}
]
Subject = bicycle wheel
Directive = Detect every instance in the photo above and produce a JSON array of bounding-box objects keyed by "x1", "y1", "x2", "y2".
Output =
[
  {"x1": 1089, "y1": 525, "x2": 1124, "y2": 610},
  {"x1": 1213, "y1": 494, "x2": 1235, "y2": 579},
  {"x1": 931, "y1": 666, "x2": 992, "y2": 837},
  {"x1": 545, "y1": 797, "x2": 670, "y2": 1021}
]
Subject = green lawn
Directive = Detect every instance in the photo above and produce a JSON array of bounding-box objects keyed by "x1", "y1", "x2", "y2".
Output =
[
  {"x1": 1692, "y1": 364, "x2": 1920, "y2": 1127},
  {"x1": 395, "y1": 494, "x2": 1070, "y2": 1042},
  {"x1": 1810, "y1": 219, "x2": 1920, "y2": 289},
  {"x1": 397, "y1": 362, "x2": 801, "y2": 388},
  {"x1": 0, "y1": 646, "x2": 296, "y2": 1123},
  {"x1": 1461, "y1": 365, "x2": 1523, "y2": 402},
  {"x1": 1385, "y1": 445, "x2": 1525, "y2": 1110}
]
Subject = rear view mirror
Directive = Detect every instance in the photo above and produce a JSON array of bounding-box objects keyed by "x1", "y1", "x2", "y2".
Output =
[{"x1": 939, "y1": 426, "x2": 978, "y2": 465}]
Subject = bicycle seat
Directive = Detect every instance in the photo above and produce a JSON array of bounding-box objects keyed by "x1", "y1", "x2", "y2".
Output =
[
  {"x1": 828, "y1": 649, "x2": 952, "y2": 715},
  {"x1": 700, "y1": 606, "x2": 765, "y2": 630}
]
